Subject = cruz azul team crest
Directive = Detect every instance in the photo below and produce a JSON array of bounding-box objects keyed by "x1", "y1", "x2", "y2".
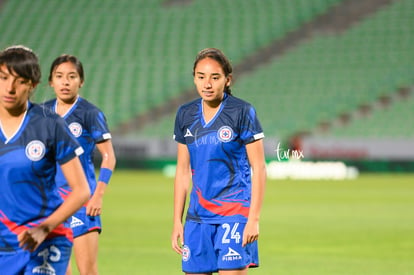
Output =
[
  {"x1": 25, "y1": 140, "x2": 46, "y2": 161},
  {"x1": 217, "y1": 126, "x2": 234, "y2": 142},
  {"x1": 69, "y1": 122, "x2": 82, "y2": 138}
]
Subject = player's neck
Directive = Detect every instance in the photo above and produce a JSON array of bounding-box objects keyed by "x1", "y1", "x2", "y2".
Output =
[
  {"x1": 56, "y1": 97, "x2": 77, "y2": 116},
  {"x1": 202, "y1": 100, "x2": 222, "y2": 124},
  {"x1": 0, "y1": 101, "x2": 27, "y2": 119},
  {"x1": 0, "y1": 105, "x2": 28, "y2": 139}
]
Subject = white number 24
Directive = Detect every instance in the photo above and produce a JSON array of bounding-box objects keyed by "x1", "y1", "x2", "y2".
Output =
[{"x1": 221, "y1": 223, "x2": 241, "y2": 244}]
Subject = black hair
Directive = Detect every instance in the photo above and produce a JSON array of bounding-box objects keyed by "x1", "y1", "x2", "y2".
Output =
[
  {"x1": 48, "y1": 54, "x2": 84, "y2": 82},
  {"x1": 0, "y1": 45, "x2": 41, "y2": 84}
]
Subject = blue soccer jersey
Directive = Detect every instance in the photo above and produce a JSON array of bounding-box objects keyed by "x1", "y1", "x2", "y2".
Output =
[
  {"x1": 42, "y1": 96, "x2": 111, "y2": 195},
  {"x1": 174, "y1": 94, "x2": 264, "y2": 224},
  {"x1": 0, "y1": 102, "x2": 83, "y2": 254}
]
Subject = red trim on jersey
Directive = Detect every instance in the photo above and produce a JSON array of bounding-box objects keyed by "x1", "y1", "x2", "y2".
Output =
[
  {"x1": 196, "y1": 189, "x2": 249, "y2": 218},
  {"x1": 0, "y1": 210, "x2": 73, "y2": 242},
  {"x1": 0, "y1": 210, "x2": 30, "y2": 235},
  {"x1": 46, "y1": 223, "x2": 73, "y2": 241}
]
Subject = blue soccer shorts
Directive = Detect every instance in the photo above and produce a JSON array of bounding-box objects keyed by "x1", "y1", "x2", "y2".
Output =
[
  {"x1": 70, "y1": 205, "x2": 102, "y2": 237},
  {"x1": 0, "y1": 236, "x2": 72, "y2": 274},
  {"x1": 182, "y1": 221, "x2": 259, "y2": 273}
]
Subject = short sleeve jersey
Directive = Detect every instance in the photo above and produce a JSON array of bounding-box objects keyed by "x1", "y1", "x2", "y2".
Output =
[
  {"x1": 43, "y1": 97, "x2": 111, "y2": 194},
  {"x1": 173, "y1": 94, "x2": 264, "y2": 224},
  {"x1": 0, "y1": 102, "x2": 83, "y2": 254}
]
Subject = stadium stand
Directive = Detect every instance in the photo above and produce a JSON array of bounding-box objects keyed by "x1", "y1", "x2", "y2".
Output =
[
  {"x1": 0, "y1": 0, "x2": 343, "y2": 130},
  {"x1": 137, "y1": 0, "x2": 414, "y2": 142},
  {"x1": 328, "y1": 87, "x2": 414, "y2": 138},
  {"x1": 0, "y1": 0, "x2": 412, "y2": 150}
]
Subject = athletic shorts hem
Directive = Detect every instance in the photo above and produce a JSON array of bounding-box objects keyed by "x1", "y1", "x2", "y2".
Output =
[
  {"x1": 183, "y1": 269, "x2": 218, "y2": 274},
  {"x1": 217, "y1": 263, "x2": 259, "y2": 271},
  {"x1": 183, "y1": 265, "x2": 258, "y2": 273},
  {"x1": 74, "y1": 227, "x2": 102, "y2": 238}
]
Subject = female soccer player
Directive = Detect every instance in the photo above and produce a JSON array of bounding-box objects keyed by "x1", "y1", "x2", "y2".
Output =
[
  {"x1": 0, "y1": 46, "x2": 90, "y2": 274},
  {"x1": 43, "y1": 54, "x2": 116, "y2": 275},
  {"x1": 171, "y1": 48, "x2": 266, "y2": 274}
]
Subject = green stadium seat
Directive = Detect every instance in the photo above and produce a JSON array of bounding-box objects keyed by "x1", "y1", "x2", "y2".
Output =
[{"x1": 3, "y1": 0, "x2": 412, "y2": 143}]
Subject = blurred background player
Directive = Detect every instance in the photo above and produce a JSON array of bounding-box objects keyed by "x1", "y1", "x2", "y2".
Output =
[
  {"x1": 43, "y1": 54, "x2": 116, "y2": 275},
  {"x1": 0, "y1": 46, "x2": 90, "y2": 274},
  {"x1": 171, "y1": 48, "x2": 266, "y2": 274}
]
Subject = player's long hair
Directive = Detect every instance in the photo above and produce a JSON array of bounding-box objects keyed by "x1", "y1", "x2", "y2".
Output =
[
  {"x1": 193, "y1": 48, "x2": 233, "y2": 95},
  {"x1": 48, "y1": 54, "x2": 84, "y2": 83}
]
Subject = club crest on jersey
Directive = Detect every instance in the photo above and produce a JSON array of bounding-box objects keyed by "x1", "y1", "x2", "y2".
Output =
[
  {"x1": 217, "y1": 126, "x2": 234, "y2": 142},
  {"x1": 25, "y1": 140, "x2": 46, "y2": 161},
  {"x1": 69, "y1": 122, "x2": 82, "y2": 137}
]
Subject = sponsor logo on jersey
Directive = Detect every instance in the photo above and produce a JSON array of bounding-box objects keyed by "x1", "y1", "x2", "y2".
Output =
[
  {"x1": 32, "y1": 245, "x2": 60, "y2": 275},
  {"x1": 25, "y1": 140, "x2": 46, "y2": 161},
  {"x1": 70, "y1": 216, "x2": 84, "y2": 228},
  {"x1": 217, "y1": 126, "x2": 233, "y2": 142},
  {"x1": 222, "y1": 247, "x2": 242, "y2": 261},
  {"x1": 182, "y1": 245, "x2": 191, "y2": 262},
  {"x1": 184, "y1": 129, "x2": 194, "y2": 137},
  {"x1": 69, "y1": 122, "x2": 82, "y2": 138},
  {"x1": 32, "y1": 262, "x2": 56, "y2": 275}
]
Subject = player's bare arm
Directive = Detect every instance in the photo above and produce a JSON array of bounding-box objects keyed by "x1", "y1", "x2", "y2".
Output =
[
  {"x1": 172, "y1": 143, "x2": 191, "y2": 254},
  {"x1": 18, "y1": 157, "x2": 90, "y2": 252},
  {"x1": 243, "y1": 139, "x2": 266, "y2": 247},
  {"x1": 87, "y1": 139, "x2": 116, "y2": 216}
]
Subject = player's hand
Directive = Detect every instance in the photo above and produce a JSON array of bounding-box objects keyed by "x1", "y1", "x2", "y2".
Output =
[
  {"x1": 171, "y1": 223, "x2": 184, "y2": 255},
  {"x1": 86, "y1": 193, "x2": 103, "y2": 216},
  {"x1": 242, "y1": 221, "x2": 259, "y2": 247},
  {"x1": 18, "y1": 225, "x2": 50, "y2": 252}
]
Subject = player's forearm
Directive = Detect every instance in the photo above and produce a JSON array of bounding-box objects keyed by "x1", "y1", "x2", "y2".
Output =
[
  {"x1": 173, "y1": 179, "x2": 188, "y2": 224},
  {"x1": 100, "y1": 153, "x2": 116, "y2": 171},
  {"x1": 246, "y1": 140, "x2": 266, "y2": 222},
  {"x1": 97, "y1": 141, "x2": 117, "y2": 181},
  {"x1": 94, "y1": 181, "x2": 107, "y2": 197},
  {"x1": 97, "y1": 150, "x2": 116, "y2": 190},
  {"x1": 173, "y1": 204, "x2": 186, "y2": 225},
  {"x1": 57, "y1": 158, "x2": 91, "y2": 225},
  {"x1": 94, "y1": 143, "x2": 116, "y2": 197},
  {"x1": 41, "y1": 186, "x2": 90, "y2": 232},
  {"x1": 248, "y1": 165, "x2": 266, "y2": 222},
  {"x1": 173, "y1": 160, "x2": 191, "y2": 224}
]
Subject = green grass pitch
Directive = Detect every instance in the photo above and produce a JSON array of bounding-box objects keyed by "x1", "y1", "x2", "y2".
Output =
[{"x1": 69, "y1": 171, "x2": 414, "y2": 274}]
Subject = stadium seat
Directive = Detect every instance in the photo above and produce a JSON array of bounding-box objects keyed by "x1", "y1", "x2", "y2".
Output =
[{"x1": 2, "y1": 0, "x2": 412, "y2": 143}]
